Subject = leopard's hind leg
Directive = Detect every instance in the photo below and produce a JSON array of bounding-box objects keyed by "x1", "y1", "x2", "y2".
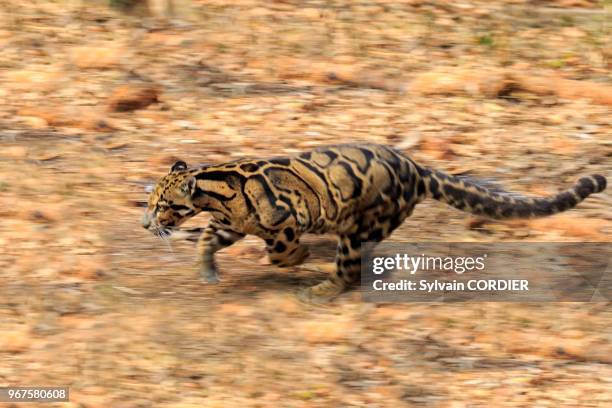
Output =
[
  {"x1": 300, "y1": 206, "x2": 415, "y2": 303},
  {"x1": 298, "y1": 233, "x2": 364, "y2": 302}
]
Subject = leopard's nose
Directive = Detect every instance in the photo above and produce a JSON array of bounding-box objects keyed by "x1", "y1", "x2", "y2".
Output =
[{"x1": 141, "y1": 213, "x2": 151, "y2": 229}]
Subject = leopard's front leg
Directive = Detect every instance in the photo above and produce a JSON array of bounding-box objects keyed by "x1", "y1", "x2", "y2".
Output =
[{"x1": 197, "y1": 223, "x2": 244, "y2": 283}]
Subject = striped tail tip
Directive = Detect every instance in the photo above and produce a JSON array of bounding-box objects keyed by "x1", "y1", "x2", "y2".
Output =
[{"x1": 576, "y1": 174, "x2": 607, "y2": 198}]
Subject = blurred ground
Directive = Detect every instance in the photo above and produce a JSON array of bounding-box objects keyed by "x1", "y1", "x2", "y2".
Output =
[{"x1": 0, "y1": 1, "x2": 611, "y2": 407}]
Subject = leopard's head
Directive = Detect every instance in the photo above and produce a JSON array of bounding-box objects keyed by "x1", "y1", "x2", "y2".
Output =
[{"x1": 141, "y1": 160, "x2": 200, "y2": 237}]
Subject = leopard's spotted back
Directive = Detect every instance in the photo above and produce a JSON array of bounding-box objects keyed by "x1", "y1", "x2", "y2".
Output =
[
  {"x1": 143, "y1": 143, "x2": 607, "y2": 301},
  {"x1": 193, "y1": 144, "x2": 420, "y2": 236}
]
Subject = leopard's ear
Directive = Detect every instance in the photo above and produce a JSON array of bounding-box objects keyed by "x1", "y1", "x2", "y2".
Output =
[
  {"x1": 181, "y1": 176, "x2": 197, "y2": 196},
  {"x1": 171, "y1": 160, "x2": 188, "y2": 172}
]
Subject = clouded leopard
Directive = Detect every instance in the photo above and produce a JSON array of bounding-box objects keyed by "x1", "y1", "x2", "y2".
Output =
[{"x1": 142, "y1": 144, "x2": 607, "y2": 301}]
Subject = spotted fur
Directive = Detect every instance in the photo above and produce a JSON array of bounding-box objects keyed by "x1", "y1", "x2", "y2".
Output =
[{"x1": 142, "y1": 144, "x2": 607, "y2": 300}]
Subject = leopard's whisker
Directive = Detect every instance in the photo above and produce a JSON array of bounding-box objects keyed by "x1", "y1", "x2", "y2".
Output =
[{"x1": 160, "y1": 232, "x2": 175, "y2": 254}]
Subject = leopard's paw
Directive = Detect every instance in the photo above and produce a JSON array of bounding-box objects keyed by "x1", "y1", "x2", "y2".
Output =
[
  {"x1": 199, "y1": 265, "x2": 220, "y2": 284},
  {"x1": 297, "y1": 279, "x2": 345, "y2": 304},
  {"x1": 299, "y1": 262, "x2": 336, "y2": 274}
]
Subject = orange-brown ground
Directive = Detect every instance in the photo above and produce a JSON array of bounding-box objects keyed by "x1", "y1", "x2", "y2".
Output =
[{"x1": 0, "y1": 1, "x2": 610, "y2": 407}]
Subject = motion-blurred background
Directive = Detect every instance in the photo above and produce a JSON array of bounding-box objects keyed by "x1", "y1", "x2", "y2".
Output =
[{"x1": 0, "y1": 1, "x2": 610, "y2": 406}]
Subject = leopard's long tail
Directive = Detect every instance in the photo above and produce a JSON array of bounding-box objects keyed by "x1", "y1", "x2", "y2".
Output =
[{"x1": 417, "y1": 167, "x2": 607, "y2": 219}]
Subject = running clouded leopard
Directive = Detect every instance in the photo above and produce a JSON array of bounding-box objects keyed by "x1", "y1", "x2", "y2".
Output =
[{"x1": 142, "y1": 144, "x2": 607, "y2": 301}]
